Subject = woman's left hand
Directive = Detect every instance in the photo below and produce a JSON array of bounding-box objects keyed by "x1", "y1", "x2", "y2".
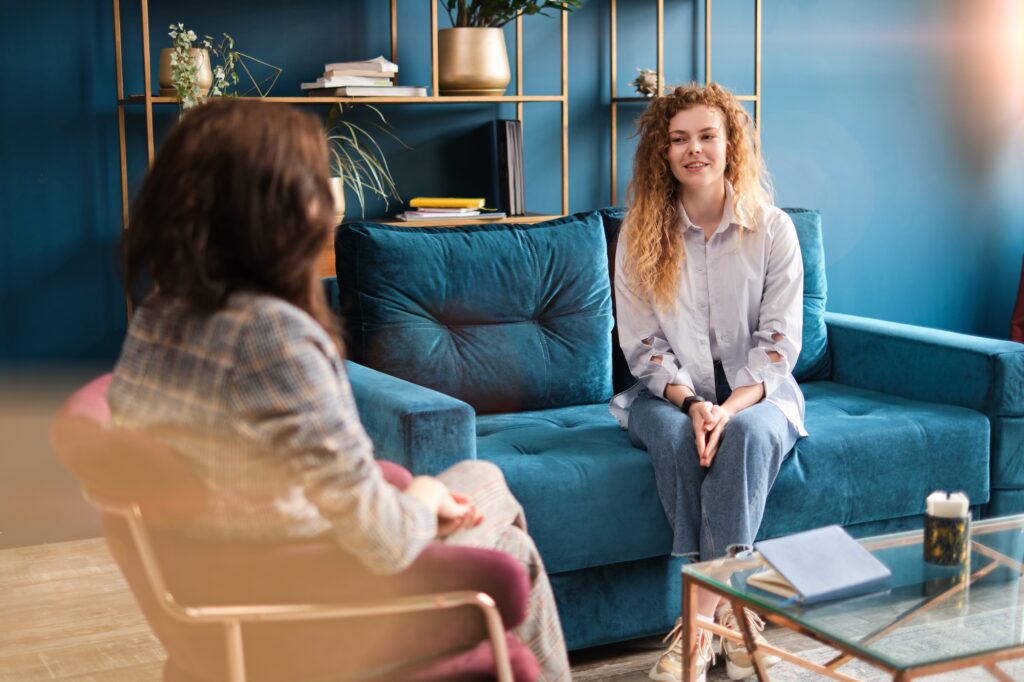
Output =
[{"x1": 700, "y1": 404, "x2": 733, "y2": 467}]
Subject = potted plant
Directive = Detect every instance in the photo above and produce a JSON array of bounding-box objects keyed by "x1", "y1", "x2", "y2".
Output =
[
  {"x1": 159, "y1": 24, "x2": 214, "y2": 109},
  {"x1": 159, "y1": 24, "x2": 277, "y2": 111},
  {"x1": 324, "y1": 104, "x2": 406, "y2": 222},
  {"x1": 439, "y1": 1, "x2": 582, "y2": 95}
]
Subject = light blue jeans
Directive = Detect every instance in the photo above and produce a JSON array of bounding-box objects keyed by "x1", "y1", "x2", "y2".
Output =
[{"x1": 628, "y1": 364, "x2": 798, "y2": 561}]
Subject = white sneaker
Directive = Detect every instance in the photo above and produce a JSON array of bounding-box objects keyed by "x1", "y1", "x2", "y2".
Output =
[
  {"x1": 716, "y1": 605, "x2": 781, "y2": 680},
  {"x1": 648, "y1": 617, "x2": 716, "y2": 682}
]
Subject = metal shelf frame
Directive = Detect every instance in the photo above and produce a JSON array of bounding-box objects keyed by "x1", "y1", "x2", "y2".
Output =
[
  {"x1": 112, "y1": 0, "x2": 571, "y2": 235},
  {"x1": 608, "y1": 0, "x2": 761, "y2": 204}
]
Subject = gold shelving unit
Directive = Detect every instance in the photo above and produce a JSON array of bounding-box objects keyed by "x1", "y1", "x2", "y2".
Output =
[
  {"x1": 112, "y1": 0, "x2": 570, "y2": 280},
  {"x1": 608, "y1": 0, "x2": 761, "y2": 204}
]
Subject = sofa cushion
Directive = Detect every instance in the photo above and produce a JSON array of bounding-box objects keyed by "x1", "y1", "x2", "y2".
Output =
[
  {"x1": 477, "y1": 384, "x2": 989, "y2": 574},
  {"x1": 785, "y1": 208, "x2": 831, "y2": 381},
  {"x1": 336, "y1": 213, "x2": 615, "y2": 413},
  {"x1": 597, "y1": 206, "x2": 831, "y2": 385},
  {"x1": 759, "y1": 381, "x2": 990, "y2": 539},
  {"x1": 475, "y1": 404, "x2": 671, "y2": 574}
]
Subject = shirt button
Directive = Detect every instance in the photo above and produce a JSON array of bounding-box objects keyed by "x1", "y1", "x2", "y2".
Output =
[{"x1": 696, "y1": 265, "x2": 705, "y2": 272}]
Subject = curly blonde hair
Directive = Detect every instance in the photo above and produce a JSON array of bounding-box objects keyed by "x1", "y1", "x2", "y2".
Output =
[{"x1": 622, "y1": 82, "x2": 773, "y2": 308}]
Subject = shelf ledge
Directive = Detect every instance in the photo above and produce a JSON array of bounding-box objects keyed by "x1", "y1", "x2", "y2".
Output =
[{"x1": 121, "y1": 95, "x2": 566, "y2": 105}]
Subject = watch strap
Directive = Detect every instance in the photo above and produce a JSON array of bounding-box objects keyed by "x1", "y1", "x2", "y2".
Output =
[{"x1": 681, "y1": 395, "x2": 707, "y2": 417}]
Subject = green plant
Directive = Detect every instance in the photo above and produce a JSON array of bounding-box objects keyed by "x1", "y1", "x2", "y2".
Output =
[
  {"x1": 325, "y1": 104, "x2": 407, "y2": 216},
  {"x1": 203, "y1": 33, "x2": 240, "y2": 97},
  {"x1": 167, "y1": 24, "x2": 243, "y2": 110},
  {"x1": 168, "y1": 23, "x2": 203, "y2": 109},
  {"x1": 443, "y1": 0, "x2": 583, "y2": 28}
]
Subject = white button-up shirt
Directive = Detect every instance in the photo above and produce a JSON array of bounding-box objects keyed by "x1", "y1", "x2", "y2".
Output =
[{"x1": 610, "y1": 186, "x2": 807, "y2": 436}]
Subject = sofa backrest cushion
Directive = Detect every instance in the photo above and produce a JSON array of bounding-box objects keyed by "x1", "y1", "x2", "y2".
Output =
[
  {"x1": 598, "y1": 206, "x2": 831, "y2": 387},
  {"x1": 784, "y1": 208, "x2": 831, "y2": 381},
  {"x1": 336, "y1": 212, "x2": 615, "y2": 414}
]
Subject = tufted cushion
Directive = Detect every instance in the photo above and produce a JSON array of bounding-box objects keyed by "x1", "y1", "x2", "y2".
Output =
[
  {"x1": 475, "y1": 384, "x2": 989, "y2": 574},
  {"x1": 598, "y1": 206, "x2": 831, "y2": 386},
  {"x1": 335, "y1": 213, "x2": 615, "y2": 413},
  {"x1": 475, "y1": 404, "x2": 671, "y2": 574},
  {"x1": 759, "y1": 381, "x2": 989, "y2": 539}
]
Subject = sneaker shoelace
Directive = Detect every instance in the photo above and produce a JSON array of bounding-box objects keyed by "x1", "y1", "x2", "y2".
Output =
[
  {"x1": 719, "y1": 607, "x2": 766, "y2": 636},
  {"x1": 664, "y1": 619, "x2": 716, "y2": 666}
]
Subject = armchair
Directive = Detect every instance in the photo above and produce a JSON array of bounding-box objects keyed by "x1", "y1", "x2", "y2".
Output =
[{"x1": 51, "y1": 375, "x2": 539, "y2": 681}]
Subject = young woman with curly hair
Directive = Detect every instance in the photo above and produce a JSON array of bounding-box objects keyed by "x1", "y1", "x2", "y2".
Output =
[{"x1": 610, "y1": 83, "x2": 806, "y2": 682}]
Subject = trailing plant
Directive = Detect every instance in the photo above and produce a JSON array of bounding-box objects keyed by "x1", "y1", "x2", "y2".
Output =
[
  {"x1": 168, "y1": 23, "x2": 202, "y2": 109},
  {"x1": 325, "y1": 104, "x2": 407, "y2": 216},
  {"x1": 167, "y1": 24, "x2": 243, "y2": 110},
  {"x1": 203, "y1": 33, "x2": 240, "y2": 97},
  {"x1": 443, "y1": 0, "x2": 583, "y2": 28}
]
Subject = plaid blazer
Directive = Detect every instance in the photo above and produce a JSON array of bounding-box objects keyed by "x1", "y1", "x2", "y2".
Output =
[{"x1": 109, "y1": 292, "x2": 436, "y2": 574}]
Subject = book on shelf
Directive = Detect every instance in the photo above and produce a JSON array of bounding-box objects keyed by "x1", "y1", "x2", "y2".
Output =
[
  {"x1": 413, "y1": 207, "x2": 481, "y2": 214},
  {"x1": 301, "y1": 76, "x2": 394, "y2": 89},
  {"x1": 745, "y1": 525, "x2": 892, "y2": 604},
  {"x1": 409, "y1": 197, "x2": 486, "y2": 209},
  {"x1": 396, "y1": 211, "x2": 507, "y2": 222},
  {"x1": 323, "y1": 68, "x2": 396, "y2": 79},
  {"x1": 324, "y1": 55, "x2": 398, "y2": 73},
  {"x1": 404, "y1": 209, "x2": 481, "y2": 218},
  {"x1": 305, "y1": 85, "x2": 428, "y2": 97},
  {"x1": 488, "y1": 119, "x2": 524, "y2": 216}
]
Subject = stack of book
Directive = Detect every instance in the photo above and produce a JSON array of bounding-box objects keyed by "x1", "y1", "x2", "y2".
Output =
[
  {"x1": 302, "y1": 56, "x2": 427, "y2": 97},
  {"x1": 396, "y1": 198, "x2": 507, "y2": 222},
  {"x1": 494, "y1": 120, "x2": 525, "y2": 216}
]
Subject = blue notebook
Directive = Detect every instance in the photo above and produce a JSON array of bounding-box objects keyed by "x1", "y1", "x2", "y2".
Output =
[{"x1": 748, "y1": 525, "x2": 892, "y2": 604}]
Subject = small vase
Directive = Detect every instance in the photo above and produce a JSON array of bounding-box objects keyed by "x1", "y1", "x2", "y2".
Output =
[
  {"x1": 438, "y1": 28, "x2": 510, "y2": 96},
  {"x1": 157, "y1": 48, "x2": 213, "y2": 97},
  {"x1": 329, "y1": 176, "x2": 346, "y2": 225}
]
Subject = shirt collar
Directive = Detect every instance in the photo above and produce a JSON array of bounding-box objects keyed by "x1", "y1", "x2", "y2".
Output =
[{"x1": 677, "y1": 182, "x2": 751, "y2": 234}]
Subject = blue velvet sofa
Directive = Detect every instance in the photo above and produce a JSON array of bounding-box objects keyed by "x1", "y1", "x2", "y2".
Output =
[{"x1": 325, "y1": 208, "x2": 1024, "y2": 651}]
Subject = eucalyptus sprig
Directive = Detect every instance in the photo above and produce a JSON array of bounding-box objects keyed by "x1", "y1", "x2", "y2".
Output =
[
  {"x1": 325, "y1": 104, "x2": 408, "y2": 216},
  {"x1": 202, "y1": 33, "x2": 240, "y2": 97},
  {"x1": 443, "y1": 0, "x2": 583, "y2": 28}
]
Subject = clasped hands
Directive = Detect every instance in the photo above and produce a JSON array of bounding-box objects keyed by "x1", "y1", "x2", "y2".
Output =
[{"x1": 690, "y1": 401, "x2": 733, "y2": 468}]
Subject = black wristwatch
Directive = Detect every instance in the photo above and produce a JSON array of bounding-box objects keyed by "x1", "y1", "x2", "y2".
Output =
[{"x1": 681, "y1": 395, "x2": 707, "y2": 417}]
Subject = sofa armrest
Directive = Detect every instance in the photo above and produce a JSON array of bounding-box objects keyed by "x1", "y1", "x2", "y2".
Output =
[
  {"x1": 346, "y1": 361, "x2": 477, "y2": 475},
  {"x1": 826, "y1": 312, "x2": 1024, "y2": 416}
]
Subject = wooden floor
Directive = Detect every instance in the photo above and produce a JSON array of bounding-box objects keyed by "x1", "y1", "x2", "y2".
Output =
[{"x1": 3, "y1": 538, "x2": 1023, "y2": 681}]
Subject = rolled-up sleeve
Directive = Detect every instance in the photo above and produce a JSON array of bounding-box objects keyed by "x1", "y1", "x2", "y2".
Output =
[
  {"x1": 230, "y1": 306, "x2": 437, "y2": 574},
  {"x1": 734, "y1": 212, "x2": 804, "y2": 398},
  {"x1": 615, "y1": 233, "x2": 694, "y2": 399}
]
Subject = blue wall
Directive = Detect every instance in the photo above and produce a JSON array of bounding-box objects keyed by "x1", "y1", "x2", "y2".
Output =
[{"x1": 3, "y1": 0, "x2": 1022, "y2": 364}]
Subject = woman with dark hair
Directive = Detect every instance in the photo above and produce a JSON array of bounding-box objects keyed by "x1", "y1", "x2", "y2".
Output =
[{"x1": 110, "y1": 99, "x2": 569, "y2": 681}]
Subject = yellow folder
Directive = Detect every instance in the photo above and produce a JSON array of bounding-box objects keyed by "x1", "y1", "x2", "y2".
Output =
[{"x1": 409, "y1": 197, "x2": 486, "y2": 209}]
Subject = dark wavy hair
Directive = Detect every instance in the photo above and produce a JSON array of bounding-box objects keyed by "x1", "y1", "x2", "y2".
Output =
[{"x1": 123, "y1": 99, "x2": 340, "y2": 348}]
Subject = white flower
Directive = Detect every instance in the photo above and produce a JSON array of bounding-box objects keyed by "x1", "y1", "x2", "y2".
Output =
[{"x1": 186, "y1": 30, "x2": 196, "y2": 41}]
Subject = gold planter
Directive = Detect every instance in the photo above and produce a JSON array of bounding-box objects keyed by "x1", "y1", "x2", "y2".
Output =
[
  {"x1": 329, "y1": 176, "x2": 346, "y2": 225},
  {"x1": 438, "y1": 28, "x2": 510, "y2": 96},
  {"x1": 157, "y1": 48, "x2": 213, "y2": 97}
]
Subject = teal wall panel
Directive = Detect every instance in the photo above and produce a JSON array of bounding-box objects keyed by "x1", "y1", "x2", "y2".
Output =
[{"x1": 2, "y1": 0, "x2": 1022, "y2": 363}]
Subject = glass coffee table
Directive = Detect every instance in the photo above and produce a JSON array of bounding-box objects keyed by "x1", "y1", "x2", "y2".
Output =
[{"x1": 681, "y1": 514, "x2": 1024, "y2": 681}]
